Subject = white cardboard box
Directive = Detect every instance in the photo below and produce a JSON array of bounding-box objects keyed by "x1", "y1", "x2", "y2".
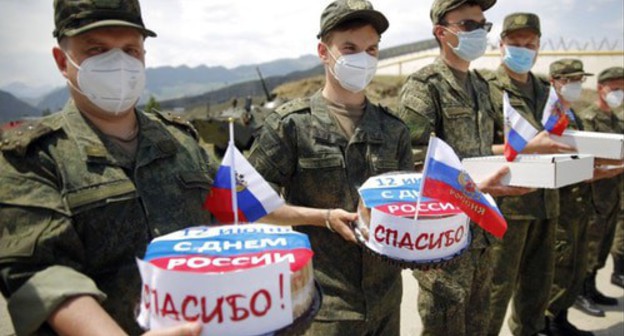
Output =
[
  {"x1": 550, "y1": 130, "x2": 624, "y2": 160},
  {"x1": 461, "y1": 154, "x2": 594, "y2": 189}
]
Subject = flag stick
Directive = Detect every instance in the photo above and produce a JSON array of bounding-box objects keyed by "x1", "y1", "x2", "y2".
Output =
[
  {"x1": 228, "y1": 118, "x2": 239, "y2": 225},
  {"x1": 415, "y1": 133, "x2": 436, "y2": 221}
]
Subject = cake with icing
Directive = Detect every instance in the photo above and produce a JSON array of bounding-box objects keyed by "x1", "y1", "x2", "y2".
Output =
[
  {"x1": 141, "y1": 223, "x2": 317, "y2": 332},
  {"x1": 355, "y1": 172, "x2": 471, "y2": 269}
]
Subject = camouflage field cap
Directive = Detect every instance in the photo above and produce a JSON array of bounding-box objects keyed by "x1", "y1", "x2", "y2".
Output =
[
  {"x1": 598, "y1": 66, "x2": 624, "y2": 83},
  {"x1": 549, "y1": 59, "x2": 593, "y2": 78},
  {"x1": 430, "y1": 0, "x2": 497, "y2": 24},
  {"x1": 501, "y1": 12, "x2": 541, "y2": 38},
  {"x1": 53, "y1": 0, "x2": 156, "y2": 39},
  {"x1": 317, "y1": 0, "x2": 389, "y2": 38}
]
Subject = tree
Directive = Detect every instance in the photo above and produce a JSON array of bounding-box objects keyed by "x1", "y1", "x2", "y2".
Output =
[{"x1": 144, "y1": 96, "x2": 161, "y2": 113}]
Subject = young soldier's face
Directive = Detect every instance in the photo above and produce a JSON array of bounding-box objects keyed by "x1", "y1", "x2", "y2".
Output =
[
  {"x1": 319, "y1": 24, "x2": 380, "y2": 65},
  {"x1": 436, "y1": 4, "x2": 486, "y2": 49},
  {"x1": 598, "y1": 79, "x2": 624, "y2": 101}
]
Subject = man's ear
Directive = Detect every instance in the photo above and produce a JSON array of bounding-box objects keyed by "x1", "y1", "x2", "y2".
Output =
[
  {"x1": 318, "y1": 42, "x2": 330, "y2": 64},
  {"x1": 433, "y1": 25, "x2": 446, "y2": 42},
  {"x1": 52, "y1": 46, "x2": 69, "y2": 79}
]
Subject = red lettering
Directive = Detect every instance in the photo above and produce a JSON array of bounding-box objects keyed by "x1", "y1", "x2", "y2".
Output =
[
  {"x1": 398, "y1": 233, "x2": 414, "y2": 250},
  {"x1": 181, "y1": 296, "x2": 199, "y2": 322},
  {"x1": 429, "y1": 233, "x2": 443, "y2": 249},
  {"x1": 455, "y1": 226, "x2": 465, "y2": 242},
  {"x1": 444, "y1": 230, "x2": 455, "y2": 247},
  {"x1": 143, "y1": 284, "x2": 151, "y2": 311},
  {"x1": 250, "y1": 289, "x2": 272, "y2": 317},
  {"x1": 161, "y1": 293, "x2": 180, "y2": 321},
  {"x1": 415, "y1": 233, "x2": 428, "y2": 250},
  {"x1": 374, "y1": 225, "x2": 385, "y2": 243},
  {"x1": 201, "y1": 296, "x2": 224, "y2": 324},
  {"x1": 385, "y1": 228, "x2": 398, "y2": 246},
  {"x1": 227, "y1": 294, "x2": 250, "y2": 321}
]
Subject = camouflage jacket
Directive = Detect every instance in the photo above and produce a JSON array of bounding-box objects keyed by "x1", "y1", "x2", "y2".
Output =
[
  {"x1": 559, "y1": 109, "x2": 592, "y2": 218},
  {"x1": 0, "y1": 101, "x2": 215, "y2": 335},
  {"x1": 248, "y1": 90, "x2": 414, "y2": 321},
  {"x1": 581, "y1": 104, "x2": 624, "y2": 214},
  {"x1": 398, "y1": 58, "x2": 500, "y2": 248},
  {"x1": 480, "y1": 65, "x2": 559, "y2": 220},
  {"x1": 398, "y1": 58, "x2": 500, "y2": 158}
]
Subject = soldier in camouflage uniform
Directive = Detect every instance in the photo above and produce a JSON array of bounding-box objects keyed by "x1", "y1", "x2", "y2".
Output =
[
  {"x1": 398, "y1": 1, "x2": 535, "y2": 335},
  {"x1": 248, "y1": 1, "x2": 413, "y2": 335},
  {"x1": 0, "y1": 1, "x2": 214, "y2": 335},
  {"x1": 612, "y1": 167, "x2": 624, "y2": 288},
  {"x1": 609, "y1": 78, "x2": 624, "y2": 290},
  {"x1": 480, "y1": 13, "x2": 575, "y2": 336},
  {"x1": 544, "y1": 59, "x2": 595, "y2": 336},
  {"x1": 576, "y1": 66, "x2": 624, "y2": 312},
  {"x1": 612, "y1": 103, "x2": 624, "y2": 289}
]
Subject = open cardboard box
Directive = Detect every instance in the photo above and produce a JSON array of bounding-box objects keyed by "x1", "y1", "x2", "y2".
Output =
[
  {"x1": 462, "y1": 154, "x2": 594, "y2": 189},
  {"x1": 550, "y1": 130, "x2": 624, "y2": 160}
]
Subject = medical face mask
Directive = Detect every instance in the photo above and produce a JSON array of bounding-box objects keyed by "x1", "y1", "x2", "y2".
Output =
[
  {"x1": 66, "y1": 48, "x2": 146, "y2": 115},
  {"x1": 446, "y1": 28, "x2": 489, "y2": 62},
  {"x1": 560, "y1": 81, "x2": 583, "y2": 102},
  {"x1": 326, "y1": 46, "x2": 378, "y2": 93},
  {"x1": 502, "y1": 45, "x2": 537, "y2": 74},
  {"x1": 605, "y1": 89, "x2": 624, "y2": 109}
]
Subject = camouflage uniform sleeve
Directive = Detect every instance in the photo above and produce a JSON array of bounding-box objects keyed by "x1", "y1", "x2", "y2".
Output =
[
  {"x1": 398, "y1": 76, "x2": 438, "y2": 163},
  {"x1": 248, "y1": 112, "x2": 296, "y2": 187},
  {"x1": 579, "y1": 113, "x2": 597, "y2": 132},
  {"x1": 0, "y1": 149, "x2": 105, "y2": 335},
  {"x1": 397, "y1": 120, "x2": 416, "y2": 171}
]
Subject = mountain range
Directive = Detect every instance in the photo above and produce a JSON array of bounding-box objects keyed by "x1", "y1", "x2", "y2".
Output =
[
  {"x1": 0, "y1": 54, "x2": 320, "y2": 121},
  {"x1": 0, "y1": 91, "x2": 42, "y2": 124},
  {"x1": 0, "y1": 39, "x2": 439, "y2": 123}
]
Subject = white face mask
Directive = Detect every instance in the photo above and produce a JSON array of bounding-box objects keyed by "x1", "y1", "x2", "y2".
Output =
[
  {"x1": 559, "y1": 81, "x2": 583, "y2": 102},
  {"x1": 446, "y1": 28, "x2": 489, "y2": 62},
  {"x1": 66, "y1": 48, "x2": 146, "y2": 115},
  {"x1": 326, "y1": 46, "x2": 378, "y2": 93},
  {"x1": 605, "y1": 89, "x2": 624, "y2": 109}
]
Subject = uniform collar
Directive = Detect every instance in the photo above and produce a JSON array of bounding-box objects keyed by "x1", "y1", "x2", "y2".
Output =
[
  {"x1": 495, "y1": 64, "x2": 550, "y2": 123},
  {"x1": 61, "y1": 100, "x2": 178, "y2": 168},
  {"x1": 309, "y1": 91, "x2": 384, "y2": 146},
  {"x1": 434, "y1": 58, "x2": 472, "y2": 103}
]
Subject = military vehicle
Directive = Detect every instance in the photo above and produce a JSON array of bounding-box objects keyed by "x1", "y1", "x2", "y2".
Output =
[{"x1": 190, "y1": 67, "x2": 282, "y2": 157}]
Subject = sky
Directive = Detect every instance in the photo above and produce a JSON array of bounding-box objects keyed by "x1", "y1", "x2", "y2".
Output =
[{"x1": 0, "y1": 0, "x2": 622, "y2": 89}]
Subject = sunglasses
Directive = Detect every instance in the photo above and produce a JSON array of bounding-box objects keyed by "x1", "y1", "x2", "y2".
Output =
[
  {"x1": 555, "y1": 76, "x2": 587, "y2": 84},
  {"x1": 441, "y1": 20, "x2": 493, "y2": 33}
]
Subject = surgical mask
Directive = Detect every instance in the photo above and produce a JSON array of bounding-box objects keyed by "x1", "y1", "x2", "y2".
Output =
[
  {"x1": 326, "y1": 47, "x2": 378, "y2": 93},
  {"x1": 605, "y1": 90, "x2": 624, "y2": 109},
  {"x1": 559, "y1": 82, "x2": 583, "y2": 102},
  {"x1": 502, "y1": 45, "x2": 536, "y2": 74},
  {"x1": 66, "y1": 48, "x2": 145, "y2": 115},
  {"x1": 446, "y1": 28, "x2": 488, "y2": 62}
]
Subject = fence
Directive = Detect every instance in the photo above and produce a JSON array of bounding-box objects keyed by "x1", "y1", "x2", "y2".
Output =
[{"x1": 377, "y1": 38, "x2": 624, "y2": 89}]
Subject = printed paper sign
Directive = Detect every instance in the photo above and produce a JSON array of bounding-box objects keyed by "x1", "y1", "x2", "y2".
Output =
[
  {"x1": 366, "y1": 207, "x2": 470, "y2": 262},
  {"x1": 136, "y1": 258, "x2": 292, "y2": 336}
]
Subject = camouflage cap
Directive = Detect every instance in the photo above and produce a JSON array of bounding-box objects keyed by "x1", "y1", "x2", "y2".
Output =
[
  {"x1": 549, "y1": 59, "x2": 593, "y2": 78},
  {"x1": 500, "y1": 12, "x2": 541, "y2": 38},
  {"x1": 430, "y1": 0, "x2": 497, "y2": 24},
  {"x1": 317, "y1": 0, "x2": 389, "y2": 38},
  {"x1": 598, "y1": 66, "x2": 624, "y2": 83},
  {"x1": 53, "y1": 0, "x2": 156, "y2": 39}
]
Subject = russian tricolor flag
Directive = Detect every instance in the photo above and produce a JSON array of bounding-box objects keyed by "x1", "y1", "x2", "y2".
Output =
[
  {"x1": 503, "y1": 92, "x2": 539, "y2": 162},
  {"x1": 204, "y1": 135, "x2": 284, "y2": 224},
  {"x1": 421, "y1": 136, "x2": 507, "y2": 238},
  {"x1": 541, "y1": 86, "x2": 570, "y2": 136}
]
